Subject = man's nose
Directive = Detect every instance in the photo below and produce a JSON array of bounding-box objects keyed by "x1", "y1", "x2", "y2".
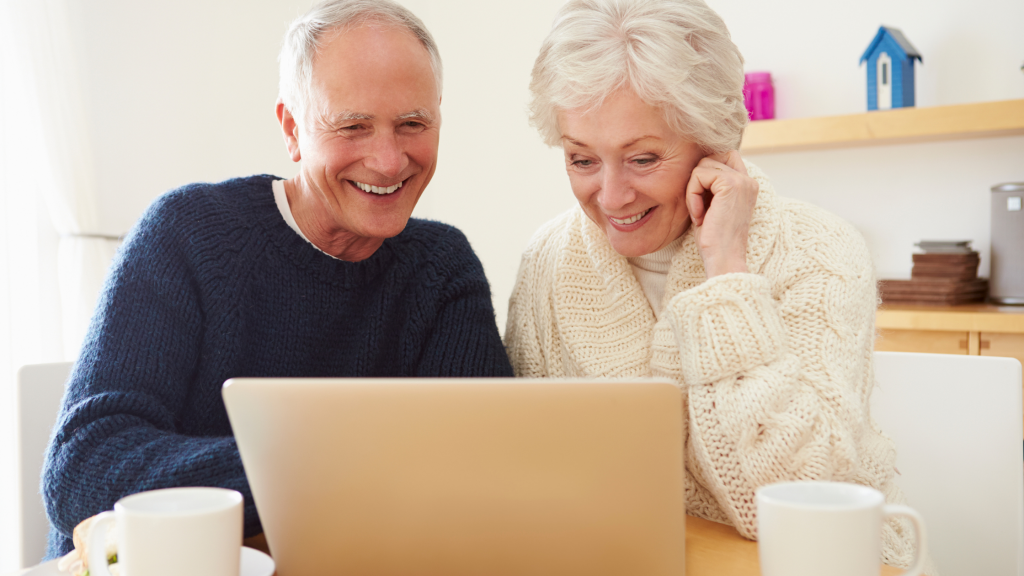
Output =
[
  {"x1": 596, "y1": 165, "x2": 635, "y2": 211},
  {"x1": 364, "y1": 132, "x2": 408, "y2": 179}
]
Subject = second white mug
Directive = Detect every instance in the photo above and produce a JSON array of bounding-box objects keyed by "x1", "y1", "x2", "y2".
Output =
[{"x1": 756, "y1": 481, "x2": 926, "y2": 576}]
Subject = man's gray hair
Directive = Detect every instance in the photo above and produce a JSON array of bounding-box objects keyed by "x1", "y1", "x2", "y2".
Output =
[
  {"x1": 529, "y1": 0, "x2": 747, "y2": 153},
  {"x1": 279, "y1": 0, "x2": 443, "y2": 130}
]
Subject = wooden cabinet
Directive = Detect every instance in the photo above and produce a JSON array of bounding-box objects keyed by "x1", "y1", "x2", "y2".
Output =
[
  {"x1": 875, "y1": 303, "x2": 1024, "y2": 437},
  {"x1": 875, "y1": 328, "x2": 969, "y2": 355}
]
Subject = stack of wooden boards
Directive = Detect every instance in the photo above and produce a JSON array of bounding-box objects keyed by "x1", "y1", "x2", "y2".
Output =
[{"x1": 880, "y1": 242, "x2": 988, "y2": 304}]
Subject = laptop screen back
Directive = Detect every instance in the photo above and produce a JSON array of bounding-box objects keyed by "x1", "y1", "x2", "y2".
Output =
[{"x1": 224, "y1": 378, "x2": 686, "y2": 576}]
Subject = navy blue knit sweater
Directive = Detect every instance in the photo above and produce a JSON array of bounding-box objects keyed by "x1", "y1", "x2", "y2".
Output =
[{"x1": 41, "y1": 175, "x2": 513, "y2": 559}]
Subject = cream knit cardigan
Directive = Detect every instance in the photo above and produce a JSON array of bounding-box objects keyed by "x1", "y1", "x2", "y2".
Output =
[{"x1": 504, "y1": 162, "x2": 920, "y2": 568}]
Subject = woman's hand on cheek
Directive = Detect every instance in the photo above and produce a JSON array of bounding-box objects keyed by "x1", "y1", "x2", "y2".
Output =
[{"x1": 684, "y1": 150, "x2": 759, "y2": 278}]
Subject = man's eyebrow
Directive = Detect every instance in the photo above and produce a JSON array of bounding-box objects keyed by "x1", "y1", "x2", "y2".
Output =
[
  {"x1": 322, "y1": 111, "x2": 373, "y2": 128},
  {"x1": 323, "y1": 109, "x2": 436, "y2": 127},
  {"x1": 397, "y1": 109, "x2": 436, "y2": 124}
]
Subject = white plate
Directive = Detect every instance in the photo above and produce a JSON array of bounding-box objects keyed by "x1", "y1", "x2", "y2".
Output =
[{"x1": 22, "y1": 546, "x2": 275, "y2": 576}]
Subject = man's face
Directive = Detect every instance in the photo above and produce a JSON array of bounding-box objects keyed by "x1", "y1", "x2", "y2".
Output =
[{"x1": 291, "y1": 24, "x2": 440, "y2": 251}]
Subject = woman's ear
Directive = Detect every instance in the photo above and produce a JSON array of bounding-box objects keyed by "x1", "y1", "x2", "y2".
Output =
[{"x1": 276, "y1": 100, "x2": 302, "y2": 162}]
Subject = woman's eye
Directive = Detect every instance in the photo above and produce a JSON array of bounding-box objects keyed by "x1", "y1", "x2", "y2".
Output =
[
  {"x1": 571, "y1": 159, "x2": 593, "y2": 167},
  {"x1": 634, "y1": 156, "x2": 657, "y2": 165}
]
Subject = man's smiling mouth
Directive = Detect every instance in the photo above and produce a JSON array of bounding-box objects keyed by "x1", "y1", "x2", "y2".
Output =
[{"x1": 352, "y1": 180, "x2": 404, "y2": 195}]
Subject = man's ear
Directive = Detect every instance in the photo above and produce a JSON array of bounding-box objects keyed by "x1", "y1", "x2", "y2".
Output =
[{"x1": 276, "y1": 99, "x2": 302, "y2": 162}]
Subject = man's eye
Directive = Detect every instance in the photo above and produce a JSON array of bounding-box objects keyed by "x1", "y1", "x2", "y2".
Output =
[{"x1": 634, "y1": 157, "x2": 657, "y2": 165}]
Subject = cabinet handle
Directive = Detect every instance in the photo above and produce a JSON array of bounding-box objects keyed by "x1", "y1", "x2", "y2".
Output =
[
  {"x1": 959, "y1": 339, "x2": 968, "y2": 349},
  {"x1": 980, "y1": 340, "x2": 991, "y2": 349}
]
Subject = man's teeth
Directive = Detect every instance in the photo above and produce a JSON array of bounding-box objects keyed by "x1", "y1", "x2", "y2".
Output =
[
  {"x1": 354, "y1": 181, "x2": 402, "y2": 195},
  {"x1": 610, "y1": 208, "x2": 652, "y2": 225}
]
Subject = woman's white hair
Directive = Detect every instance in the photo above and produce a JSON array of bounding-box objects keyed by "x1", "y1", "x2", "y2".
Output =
[
  {"x1": 529, "y1": 0, "x2": 747, "y2": 153},
  {"x1": 279, "y1": 0, "x2": 442, "y2": 130}
]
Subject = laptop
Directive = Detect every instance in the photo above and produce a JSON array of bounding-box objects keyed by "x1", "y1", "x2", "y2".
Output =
[{"x1": 223, "y1": 378, "x2": 686, "y2": 576}]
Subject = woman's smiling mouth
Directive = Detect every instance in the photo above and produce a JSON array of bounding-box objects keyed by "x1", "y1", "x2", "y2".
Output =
[{"x1": 609, "y1": 207, "x2": 654, "y2": 226}]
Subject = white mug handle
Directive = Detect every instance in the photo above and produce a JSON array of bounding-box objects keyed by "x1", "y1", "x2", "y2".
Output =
[
  {"x1": 86, "y1": 511, "x2": 117, "y2": 576},
  {"x1": 883, "y1": 504, "x2": 928, "y2": 576}
]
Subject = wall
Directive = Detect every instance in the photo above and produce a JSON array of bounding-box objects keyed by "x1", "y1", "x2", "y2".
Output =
[
  {"x1": 66, "y1": 0, "x2": 1024, "y2": 331},
  {"x1": 5, "y1": 0, "x2": 1021, "y2": 570},
  {"x1": 712, "y1": 0, "x2": 1024, "y2": 282}
]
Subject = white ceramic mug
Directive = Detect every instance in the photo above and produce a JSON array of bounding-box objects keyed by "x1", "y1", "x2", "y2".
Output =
[
  {"x1": 88, "y1": 487, "x2": 244, "y2": 576},
  {"x1": 756, "y1": 481, "x2": 926, "y2": 576}
]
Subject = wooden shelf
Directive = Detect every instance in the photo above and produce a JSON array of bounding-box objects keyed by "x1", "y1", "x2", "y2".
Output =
[
  {"x1": 740, "y1": 99, "x2": 1024, "y2": 154},
  {"x1": 877, "y1": 303, "x2": 1024, "y2": 333}
]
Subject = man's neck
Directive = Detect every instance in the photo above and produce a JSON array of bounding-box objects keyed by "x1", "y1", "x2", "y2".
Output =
[{"x1": 283, "y1": 176, "x2": 383, "y2": 262}]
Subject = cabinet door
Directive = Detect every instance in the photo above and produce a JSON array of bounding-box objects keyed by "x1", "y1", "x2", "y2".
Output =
[
  {"x1": 875, "y1": 329, "x2": 970, "y2": 355},
  {"x1": 979, "y1": 332, "x2": 1024, "y2": 439}
]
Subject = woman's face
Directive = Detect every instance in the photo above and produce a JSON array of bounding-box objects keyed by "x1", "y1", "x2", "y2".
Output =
[{"x1": 557, "y1": 89, "x2": 704, "y2": 257}]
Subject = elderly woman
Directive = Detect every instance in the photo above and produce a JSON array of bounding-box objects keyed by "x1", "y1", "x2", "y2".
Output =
[{"x1": 505, "y1": 0, "x2": 919, "y2": 568}]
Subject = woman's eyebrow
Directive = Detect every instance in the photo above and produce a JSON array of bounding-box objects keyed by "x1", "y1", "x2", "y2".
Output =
[
  {"x1": 561, "y1": 134, "x2": 588, "y2": 147},
  {"x1": 561, "y1": 134, "x2": 661, "y2": 148},
  {"x1": 620, "y1": 135, "x2": 660, "y2": 148}
]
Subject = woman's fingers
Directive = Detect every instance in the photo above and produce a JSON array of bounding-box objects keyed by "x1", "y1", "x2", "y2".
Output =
[
  {"x1": 685, "y1": 164, "x2": 720, "y2": 226},
  {"x1": 683, "y1": 150, "x2": 758, "y2": 277},
  {"x1": 717, "y1": 150, "x2": 748, "y2": 175},
  {"x1": 686, "y1": 151, "x2": 756, "y2": 228}
]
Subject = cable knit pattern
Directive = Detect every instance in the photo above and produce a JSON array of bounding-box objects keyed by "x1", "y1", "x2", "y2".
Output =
[
  {"x1": 42, "y1": 175, "x2": 513, "y2": 560},
  {"x1": 505, "y1": 162, "x2": 928, "y2": 570}
]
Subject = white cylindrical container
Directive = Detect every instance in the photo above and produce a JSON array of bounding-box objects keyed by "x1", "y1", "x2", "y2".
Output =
[{"x1": 991, "y1": 183, "x2": 1024, "y2": 305}]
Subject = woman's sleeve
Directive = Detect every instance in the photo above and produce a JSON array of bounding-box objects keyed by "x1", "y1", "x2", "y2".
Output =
[
  {"x1": 503, "y1": 243, "x2": 551, "y2": 378},
  {"x1": 42, "y1": 194, "x2": 259, "y2": 556},
  {"x1": 662, "y1": 226, "x2": 878, "y2": 539}
]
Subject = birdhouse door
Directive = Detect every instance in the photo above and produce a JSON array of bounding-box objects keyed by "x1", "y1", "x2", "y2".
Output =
[{"x1": 876, "y1": 52, "x2": 892, "y2": 110}]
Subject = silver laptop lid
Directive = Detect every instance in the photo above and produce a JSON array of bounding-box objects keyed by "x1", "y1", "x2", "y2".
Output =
[{"x1": 224, "y1": 378, "x2": 685, "y2": 576}]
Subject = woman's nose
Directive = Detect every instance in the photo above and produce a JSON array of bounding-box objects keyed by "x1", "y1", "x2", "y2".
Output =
[{"x1": 597, "y1": 166, "x2": 636, "y2": 211}]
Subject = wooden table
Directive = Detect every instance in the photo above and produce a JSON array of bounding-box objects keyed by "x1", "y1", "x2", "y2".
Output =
[
  {"x1": 238, "y1": 515, "x2": 906, "y2": 576},
  {"x1": 10, "y1": 516, "x2": 906, "y2": 576},
  {"x1": 684, "y1": 515, "x2": 904, "y2": 576}
]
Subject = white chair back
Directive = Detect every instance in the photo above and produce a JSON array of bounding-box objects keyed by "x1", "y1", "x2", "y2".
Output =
[
  {"x1": 16, "y1": 361, "x2": 73, "y2": 568},
  {"x1": 871, "y1": 351, "x2": 1024, "y2": 576}
]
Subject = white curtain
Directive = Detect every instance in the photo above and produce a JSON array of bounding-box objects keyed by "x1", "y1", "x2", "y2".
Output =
[
  {"x1": 0, "y1": 0, "x2": 118, "y2": 570},
  {"x1": 7, "y1": 0, "x2": 121, "y2": 359},
  {"x1": 1, "y1": 4, "x2": 57, "y2": 572}
]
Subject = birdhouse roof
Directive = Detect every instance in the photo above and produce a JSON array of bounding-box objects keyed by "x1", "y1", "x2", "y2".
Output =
[{"x1": 859, "y1": 26, "x2": 922, "y2": 64}]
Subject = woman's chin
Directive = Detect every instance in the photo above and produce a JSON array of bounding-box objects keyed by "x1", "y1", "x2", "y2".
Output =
[{"x1": 607, "y1": 233, "x2": 656, "y2": 258}]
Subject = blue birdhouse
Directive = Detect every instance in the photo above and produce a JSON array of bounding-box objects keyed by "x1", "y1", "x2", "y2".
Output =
[{"x1": 860, "y1": 26, "x2": 922, "y2": 111}]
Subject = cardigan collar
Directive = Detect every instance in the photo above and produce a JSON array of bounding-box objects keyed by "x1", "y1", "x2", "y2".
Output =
[{"x1": 552, "y1": 161, "x2": 782, "y2": 377}]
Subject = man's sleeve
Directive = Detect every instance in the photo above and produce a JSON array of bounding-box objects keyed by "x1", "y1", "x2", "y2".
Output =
[
  {"x1": 413, "y1": 226, "x2": 514, "y2": 378},
  {"x1": 41, "y1": 193, "x2": 259, "y2": 557}
]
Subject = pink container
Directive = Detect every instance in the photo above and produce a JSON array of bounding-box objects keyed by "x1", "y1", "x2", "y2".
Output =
[{"x1": 743, "y1": 72, "x2": 775, "y2": 121}]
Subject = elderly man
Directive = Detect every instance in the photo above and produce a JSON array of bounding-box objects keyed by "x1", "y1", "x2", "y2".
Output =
[{"x1": 42, "y1": 0, "x2": 513, "y2": 559}]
